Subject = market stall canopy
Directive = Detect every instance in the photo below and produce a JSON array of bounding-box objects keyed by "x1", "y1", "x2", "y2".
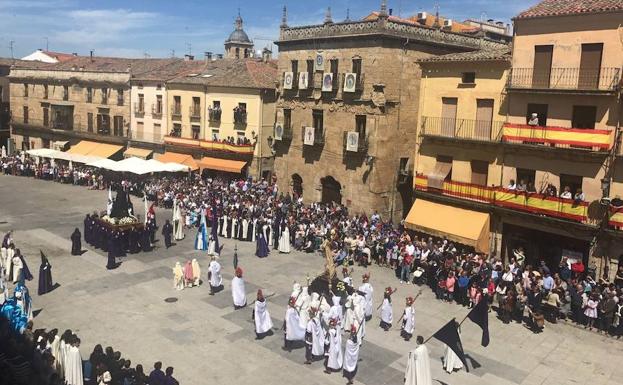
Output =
[
  {"x1": 146, "y1": 159, "x2": 189, "y2": 173},
  {"x1": 124, "y1": 147, "x2": 153, "y2": 159},
  {"x1": 67, "y1": 140, "x2": 123, "y2": 159},
  {"x1": 404, "y1": 199, "x2": 490, "y2": 253},
  {"x1": 26, "y1": 148, "x2": 102, "y2": 164},
  {"x1": 87, "y1": 158, "x2": 124, "y2": 172},
  {"x1": 156, "y1": 152, "x2": 198, "y2": 171},
  {"x1": 197, "y1": 157, "x2": 246, "y2": 173}
]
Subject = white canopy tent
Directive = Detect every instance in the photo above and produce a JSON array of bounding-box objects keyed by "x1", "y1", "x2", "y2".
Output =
[{"x1": 26, "y1": 148, "x2": 102, "y2": 164}]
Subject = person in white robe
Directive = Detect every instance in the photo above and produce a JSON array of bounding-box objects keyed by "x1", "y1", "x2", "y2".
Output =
[
  {"x1": 380, "y1": 288, "x2": 394, "y2": 331},
  {"x1": 443, "y1": 342, "x2": 464, "y2": 373},
  {"x1": 0, "y1": 246, "x2": 6, "y2": 275},
  {"x1": 242, "y1": 218, "x2": 249, "y2": 240},
  {"x1": 358, "y1": 273, "x2": 374, "y2": 321},
  {"x1": 50, "y1": 330, "x2": 61, "y2": 375},
  {"x1": 5, "y1": 245, "x2": 15, "y2": 278},
  {"x1": 208, "y1": 256, "x2": 223, "y2": 295},
  {"x1": 251, "y1": 218, "x2": 258, "y2": 242},
  {"x1": 343, "y1": 296, "x2": 356, "y2": 332},
  {"x1": 65, "y1": 336, "x2": 84, "y2": 385},
  {"x1": 173, "y1": 262, "x2": 184, "y2": 291},
  {"x1": 283, "y1": 297, "x2": 306, "y2": 351},
  {"x1": 12, "y1": 252, "x2": 23, "y2": 284},
  {"x1": 324, "y1": 319, "x2": 343, "y2": 373},
  {"x1": 401, "y1": 296, "x2": 416, "y2": 341},
  {"x1": 278, "y1": 224, "x2": 291, "y2": 253},
  {"x1": 304, "y1": 307, "x2": 325, "y2": 364},
  {"x1": 231, "y1": 267, "x2": 246, "y2": 309},
  {"x1": 207, "y1": 234, "x2": 217, "y2": 256},
  {"x1": 352, "y1": 293, "x2": 366, "y2": 345},
  {"x1": 342, "y1": 267, "x2": 353, "y2": 287},
  {"x1": 404, "y1": 336, "x2": 433, "y2": 385},
  {"x1": 191, "y1": 259, "x2": 201, "y2": 286},
  {"x1": 172, "y1": 200, "x2": 185, "y2": 241},
  {"x1": 221, "y1": 214, "x2": 228, "y2": 238},
  {"x1": 342, "y1": 326, "x2": 360, "y2": 384},
  {"x1": 295, "y1": 285, "x2": 311, "y2": 329},
  {"x1": 327, "y1": 295, "x2": 343, "y2": 328},
  {"x1": 253, "y1": 289, "x2": 273, "y2": 339}
]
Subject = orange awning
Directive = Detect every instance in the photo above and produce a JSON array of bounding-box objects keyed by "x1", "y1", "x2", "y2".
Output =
[
  {"x1": 197, "y1": 157, "x2": 246, "y2": 173},
  {"x1": 156, "y1": 152, "x2": 198, "y2": 171},
  {"x1": 88, "y1": 143, "x2": 123, "y2": 158},
  {"x1": 124, "y1": 147, "x2": 153, "y2": 159},
  {"x1": 405, "y1": 199, "x2": 490, "y2": 253},
  {"x1": 67, "y1": 140, "x2": 99, "y2": 156}
]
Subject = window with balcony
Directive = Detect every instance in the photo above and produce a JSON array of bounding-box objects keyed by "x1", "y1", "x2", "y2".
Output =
[
  {"x1": 191, "y1": 97, "x2": 201, "y2": 119},
  {"x1": 572, "y1": 105, "x2": 597, "y2": 129},
  {"x1": 352, "y1": 58, "x2": 363, "y2": 90},
  {"x1": 291, "y1": 60, "x2": 298, "y2": 74},
  {"x1": 43, "y1": 84, "x2": 48, "y2": 99},
  {"x1": 306, "y1": 59, "x2": 314, "y2": 88},
  {"x1": 113, "y1": 116, "x2": 124, "y2": 136},
  {"x1": 211, "y1": 129, "x2": 220, "y2": 141},
  {"x1": 191, "y1": 125, "x2": 200, "y2": 139},
  {"x1": 234, "y1": 102, "x2": 247, "y2": 125},
  {"x1": 23, "y1": 83, "x2": 28, "y2": 97},
  {"x1": 97, "y1": 114, "x2": 111, "y2": 135},
  {"x1": 153, "y1": 123, "x2": 161, "y2": 142},
  {"x1": 560, "y1": 174, "x2": 583, "y2": 198},
  {"x1": 87, "y1": 112, "x2": 93, "y2": 133},
  {"x1": 42, "y1": 106, "x2": 49, "y2": 127},
  {"x1": 87, "y1": 87, "x2": 93, "y2": 103},
  {"x1": 526, "y1": 103, "x2": 548, "y2": 127},
  {"x1": 155, "y1": 95, "x2": 163, "y2": 115},
  {"x1": 532, "y1": 45, "x2": 553, "y2": 88},
  {"x1": 441, "y1": 97, "x2": 458, "y2": 136},
  {"x1": 63, "y1": 86, "x2": 69, "y2": 101},
  {"x1": 171, "y1": 123, "x2": 182, "y2": 137},
  {"x1": 470, "y1": 160, "x2": 488, "y2": 186},
  {"x1": 313, "y1": 109, "x2": 323, "y2": 133},
  {"x1": 172, "y1": 96, "x2": 181, "y2": 117},
  {"x1": 516, "y1": 168, "x2": 536, "y2": 191},
  {"x1": 330, "y1": 59, "x2": 339, "y2": 89},
  {"x1": 23, "y1": 106, "x2": 28, "y2": 124},
  {"x1": 101, "y1": 88, "x2": 108, "y2": 104},
  {"x1": 284, "y1": 108, "x2": 291, "y2": 131},
  {"x1": 209, "y1": 100, "x2": 222, "y2": 122},
  {"x1": 428, "y1": 155, "x2": 452, "y2": 189},
  {"x1": 579, "y1": 43, "x2": 603, "y2": 89},
  {"x1": 136, "y1": 94, "x2": 145, "y2": 115},
  {"x1": 355, "y1": 115, "x2": 366, "y2": 137},
  {"x1": 117, "y1": 89, "x2": 124, "y2": 106}
]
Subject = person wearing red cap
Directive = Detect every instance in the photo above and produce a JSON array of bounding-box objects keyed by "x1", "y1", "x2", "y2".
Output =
[
  {"x1": 400, "y1": 297, "x2": 416, "y2": 341},
  {"x1": 231, "y1": 267, "x2": 246, "y2": 309},
  {"x1": 253, "y1": 289, "x2": 273, "y2": 339},
  {"x1": 324, "y1": 318, "x2": 343, "y2": 374},
  {"x1": 342, "y1": 326, "x2": 359, "y2": 385},
  {"x1": 304, "y1": 307, "x2": 324, "y2": 364},
  {"x1": 283, "y1": 296, "x2": 305, "y2": 351},
  {"x1": 358, "y1": 273, "x2": 374, "y2": 321}
]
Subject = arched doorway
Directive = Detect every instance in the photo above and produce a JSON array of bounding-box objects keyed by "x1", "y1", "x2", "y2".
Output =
[
  {"x1": 321, "y1": 176, "x2": 342, "y2": 205},
  {"x1": 291, "y1": 173, "x2": 303, "y2": 198}
]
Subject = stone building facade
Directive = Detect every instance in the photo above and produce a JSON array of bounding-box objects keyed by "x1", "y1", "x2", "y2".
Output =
[{"x1": 274, "y1": 4, "x2": 506, "y2": 220}]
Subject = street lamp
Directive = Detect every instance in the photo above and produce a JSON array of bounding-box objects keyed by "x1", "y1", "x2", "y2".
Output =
[{"x1": 601, "y1": 178, "x2": 611, "y2": 198}]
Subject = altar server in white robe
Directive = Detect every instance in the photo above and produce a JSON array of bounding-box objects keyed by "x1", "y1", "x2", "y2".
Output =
[
  {"x1": 173, "y1": 262, "x2": 184, "y2": 291},
  {"x1": 379, "y1": 287, "x2": 396, "y2": 331},
  {"x1": 0, "y1": 245, "x2": 6, "y2": 274},
  {"x1": 327, "y1": 295, "x2": 343, "y2": 328},
  {"x1": 353, "y1": 293, "x2": 366, "y2": 345},
  {"x1": 50, "y1": 330, "x2": 61, "y2": 374},
  {"x1": 293, "y1": 284, "x2": 311, "y2": 329},
  {"x1": 253, "y1": 289, "x2": 274, "y2": 339},
  {"x1": 304, "y1": 307, "x2": 325, "y2": 364},
  {"x1": 12, "y1": 252, "x2": 23, "y2": 284},
  {"x1": 443, "y1": 335, "x2": 464, "y2": 373},
  {"x1": 358, "y1": 273, "x2": 374, "y2": 321},
  {"x1": 278, "y1": 223, "x2": 291, "y2": 253},
  {"x1": 65, "y1": 336, "x2": 84, "y2": 385},
  {"x1": 207, "y1": 234, "x2": 217, "y2": 256},
  {"x1": 231, "y1": 267, "x2": 246, "y2": 309},
  {"x1": 324, "y1": 318, "x2": 343, "y2": 373},
  {"x1": 342, "y1": 326, "x2": 360, "y2": 385},
  {"x1": 283, "y1": 296, "x2": 306, "y2": 351},
  {"x1": 220, "y1": 214, "x2": 228, "y2": 237},
  {"x1": 343, "y1": 296, "x2": 356, "y2": 332},
  {"x1": 208, "y1": 255, "x2": 223, "y2": 295},
  {"x1": 172, "y1": 200, "x2": 185, "y2": 241},
  {"x1": 404, "y1": 336, "x2": 432, "y2": 385},
  {"x1": 191, "y1": 259, "x2": 201, "y2": 286},
  {"x1": 401, "y1": 296, "x2": 416, "y2": 341}
]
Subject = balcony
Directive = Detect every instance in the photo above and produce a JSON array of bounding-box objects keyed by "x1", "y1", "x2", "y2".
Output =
[
  {"x1": 233, "y1": 109, "x2": 247, "y2": 128},
  {"x1": 507, "y1": 67, "x2": 620, "y2": 93},
  {"x1": 342, "y1": 131, "x2": 368, "y2": 153},
  {"x1": 171, "y1": 104, "x2": 182, "y2": 120},
  {"x1": 208, "y1": 108, "x2": 222, "y2": 123},
  {"x1": 151, "y1": 104, "x2": 162, "y2": 119},
  {"x1": 189, "y1": 106, "x2": 201, "y2": 122},
  {"x1": 163, "y1": 135, "x2": 254, "y2": 156},
  {"x1": 414, "y1": 174, "x2": 590, "y2": 224},
  {"x1": 301, "y1": 126, "x2": 324, "y2": 146},
  {"x1": 501, "y1": 123, "x2": 612, "y2": 153},
  {"x1": 420, "y1": 116, "x2": 503, "y2": 143},
  {"x1": 134, "y1": 103, "x2": 145, "y2": 118}
]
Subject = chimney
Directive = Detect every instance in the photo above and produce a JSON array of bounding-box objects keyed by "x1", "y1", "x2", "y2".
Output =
[
  {"x1": 89, "y1": 50, "x2": 94, "y2": 62},
  {"x1": 204, "y1": 51, "x2": 212, "y2": 63},
  {"x1": 389, "y1": 8, "x2": 393, "y2": 16},
  {"x1": 262, "y1": 48, "x2": 271, "y2": 63},
  {"x1": 72, "y1": 52, "x2": 78, "y2": 57},
  {"x1": 184, "y1": 54, "x2": 194, "y2": 61},
  {"x1": 216, "y1": 54, "x2": 224, "y2": 59}
]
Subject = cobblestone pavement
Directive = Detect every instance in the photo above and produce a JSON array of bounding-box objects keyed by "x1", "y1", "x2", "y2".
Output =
[{"x1": 1, "y1": 175, "x2": 622, "y2": 385}]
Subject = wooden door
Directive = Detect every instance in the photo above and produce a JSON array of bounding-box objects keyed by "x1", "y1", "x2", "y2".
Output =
[
  {"x1": 532, "y1": 45, "x2": 553, "y2": 88},
  {"x1": 579, "y1": 43, "x2": 603, "y2": 89},
  {"x1": 475, "y1": 99, "x2": 493, "y2": 140},
  {"x1": 441, "y1": 97, "x2": 457, "y2": 137}
]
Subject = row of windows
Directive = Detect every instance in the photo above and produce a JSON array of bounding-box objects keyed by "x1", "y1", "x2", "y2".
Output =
[
  {"x1": 290, "y1": 58, "x2": 362, "y2": 76},
  {"x1": 21, "y1": 105, "x2": 125, "y2": 136},
  {"x1": 170, "y1": 122, "x2": 246, "y2": 141},
  {"x1": 281, "y1": 108, "x2": 367, "y2": 136},
  {"x1": 22, "y1": 83, "x2": 125, "y2": 105}
]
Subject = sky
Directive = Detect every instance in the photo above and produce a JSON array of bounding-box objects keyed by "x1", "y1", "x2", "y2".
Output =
[{"x1": 0, "y1": 0, "x2": 539, "y2": 59}]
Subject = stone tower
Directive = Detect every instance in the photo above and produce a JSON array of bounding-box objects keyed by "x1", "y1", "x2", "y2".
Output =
[{"x1": 224, "y1": 11, "x2": 254, "y2": 59}]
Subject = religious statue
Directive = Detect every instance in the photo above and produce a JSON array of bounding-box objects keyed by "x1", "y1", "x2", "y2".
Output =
[{"x1": 324, "y1": 242, "x2": 336, "y2": 280}]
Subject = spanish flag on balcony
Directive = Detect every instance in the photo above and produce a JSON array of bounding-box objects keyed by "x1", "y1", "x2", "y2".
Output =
[{"x1": 502, "y1": 123, "x2": 612, "y2": 150}]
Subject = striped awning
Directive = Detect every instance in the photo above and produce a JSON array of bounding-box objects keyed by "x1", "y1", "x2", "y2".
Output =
[{"x1": 197, "y1": 157, "x2": 247, "y2": 173}]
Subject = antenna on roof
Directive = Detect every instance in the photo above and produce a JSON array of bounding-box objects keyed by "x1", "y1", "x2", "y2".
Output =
[
  {"x1": 186, "y1": 42, "x2": 192, "y2": 56},
  {"x1": 170, "y1": 49, "x2": 175, "y2": 58},
  {"x1": 9, "y1": 40, "x2": 14, "y2": 59},
  {"x1": 144, "y1": 52, "x2": 151, "y2": 59}
]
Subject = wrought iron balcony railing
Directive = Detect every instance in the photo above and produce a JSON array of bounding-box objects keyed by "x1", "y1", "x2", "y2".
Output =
[{"x1": 507, "y1": 67, "x2": 620, "y2": 92}]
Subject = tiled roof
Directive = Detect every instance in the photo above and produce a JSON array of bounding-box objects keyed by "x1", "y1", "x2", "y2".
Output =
[
  {"x1": 516, "y1": 0, "x2": 623, "y2": 19},
  {"x1": 42, "y1": 50, "x2": 76, "y2": 62},
  {"x1": 364, "y1": 11, "x2": 480, "y2": 34},
  {"x1": 417, "y1": 47, "x2": 511, "y2": 63},
  {"x1": 167, "y1": 59, "x2": 278, "y2": 90},
  {"x1": 0, "y1": 57, "x2": 52, "y2": 68},
  {"x1": 131, "y1": 59, "x2": 206, "y2": 81}
]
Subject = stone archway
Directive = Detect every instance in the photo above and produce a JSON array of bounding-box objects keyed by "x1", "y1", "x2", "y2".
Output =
[
  {"x1": 291, "y1": 173, "x2": 303, "y2": 198},
  {"x1": 320, "y1": 176, "x2": 342, "y2": 205}
]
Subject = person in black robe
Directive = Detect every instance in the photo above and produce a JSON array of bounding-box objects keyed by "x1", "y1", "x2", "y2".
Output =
[
  {"x1": 101, "y1": 227, "x2": 109, "y2": 253},
  {"x1": 141, "y1": 228, "x2": 152, "y2": 252},
  {"x1": 256, "y1": 225, "x2": 269, "y2": 258},
  {"x1": 107, "y1": 233, "x2": 118, "y2": 270},
  {"x1": 114, "y1": 231, "x2": 126, "y2": 258},
  {"x1": 162, "y1": 220, "x2": 173, "y2": 249},
  {"x1": 83, "y1": 214, "x2": 91, "y2": 245},
  {"x1": 128, "y1": 228, "x2": 140, "y2": 254},
  {"x1": 71, "y1": 228, "x2": 82, "y2": 256},
  {"x1": 38, "y1": 250, "x2": 54, "y2": 295}
]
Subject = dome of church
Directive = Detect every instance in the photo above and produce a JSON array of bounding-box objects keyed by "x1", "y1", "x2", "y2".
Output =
[{"x1": 227, "y1": 29, "x2": 251, "y2": 44}]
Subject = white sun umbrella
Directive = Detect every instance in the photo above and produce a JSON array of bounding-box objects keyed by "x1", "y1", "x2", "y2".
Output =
[
  {"x1": 116, "y1": 157, "x2": 153, "y2": 175},
  {"x1": 86, "y1": 158, "x2": 123, "y2": 172}
]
